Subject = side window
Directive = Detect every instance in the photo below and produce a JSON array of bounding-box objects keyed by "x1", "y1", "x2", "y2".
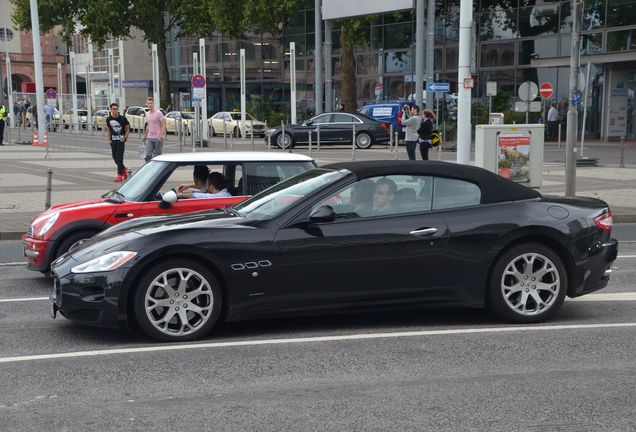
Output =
[
  {"x1": 160, "y1": 164, "x2": 227, "y2": 197},
  {"x1": 358, "y1": 107, "x2": 369, "y2": 116},
  {"x1": 233, "y1": 165, "x2": 244, "y2": 195},
  {"x1": 311, "y1": 114, "x2": 332, "y2": 124},
  {"x1": 432, "y1": 178, "x2": 481, "y2": 210},
  {"x1": 318, "y1": 175, "x2": 434, "y2": 219},
  {"x1": 332, "y1": 113, "x2": 356, "y2": 123},
  {"x1": 243, "y1": 162, "x2": 311, "y2": 195}
]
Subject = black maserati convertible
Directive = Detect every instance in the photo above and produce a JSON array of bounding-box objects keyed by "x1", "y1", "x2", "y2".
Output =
[{"x1": 51, "y1": 160, "x2": 618, "y2": 342}]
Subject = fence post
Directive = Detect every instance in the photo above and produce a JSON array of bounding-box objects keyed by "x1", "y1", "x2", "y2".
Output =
[
  {"x1": 620, "y1": 135, "x2": 625, "y2": 168},
  {"x1": 267, "y1": 131, "x2": 272, "y2": 151},
  {"x1": 178, "y1": 119, "x2": 183, "y2": 153},
  {"x1": 389, "y1": 124, "x2": 394, "y2": 153},
  {"x1": 45, "y1": 168, "x2": 53, "y2": 210},
  {"x1": 351, "y1": 124, "x2": 356, "y2": 160},
  {"x1": 223, "y1": 120, "x2": 228, "y2": 149},
  {"x1": 308, "y1": 130, "x2": 312, "y2": 157},
  {"x1": 557, "y1": 123, "x2": 562, "y2": 149},
  {"x1": 317, "y1": 124, "x2": 321, "y2": 152},
  {"x1": 394, "y1": 131, "x2": 399, "y2": 160},
  {"x1": 250, "y1": 119, "x2": 255, "y2": 150}
]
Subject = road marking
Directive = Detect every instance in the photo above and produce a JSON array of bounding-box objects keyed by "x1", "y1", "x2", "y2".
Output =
[
  {"x1": 0, "y1": 297, "x2": 48, "y2": 303},
  {"x1": 1, "y1": 322, "x2": 636, "y2": 364},
  {"x1": 569, "y1": 292, "x2": 636, "y2": 301},
  {"x1": 0, "y1": 262, "x2": 26, "y2": 267},
  {"x1": 617, "y1": 255, "x2": 636, "y2": 258}
]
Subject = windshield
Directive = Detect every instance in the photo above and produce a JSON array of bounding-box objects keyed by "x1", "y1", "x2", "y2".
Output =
[
  {"x1": 230, "y1": 113, "x2": 255, "y2": 121},
  {"x1": 234, "y1": 169, "x2": 346, "y2": 220},
  {"x1": 181, "y1": 112, "x2": 195, "y2": 119},
  {"x1": 114, "y1": 161, "x2": 169, "y2": 201}
]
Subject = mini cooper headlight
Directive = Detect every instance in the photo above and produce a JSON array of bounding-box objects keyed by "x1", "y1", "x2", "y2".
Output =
[
  {"x1": 71, "y1": 251, "x2": 137, "y2": 274},
  {"x1": 38, "y1": 211, "x2": 60, "y2": 238}
]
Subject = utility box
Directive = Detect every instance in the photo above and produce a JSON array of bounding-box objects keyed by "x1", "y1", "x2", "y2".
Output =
[
  {"x1": 475, "y1": 124, "x2": 545, "y2": 188},
  {"x1": 489, "y1": 113, "x2": 504, "y2": 124}
]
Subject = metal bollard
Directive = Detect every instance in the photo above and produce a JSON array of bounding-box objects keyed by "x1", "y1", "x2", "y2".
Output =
[
  {"x1": 250, "y1": 119, "x2": 255, "y2": 150},
  {"x1": 557, "y1": 123, "x2": 562, "y2": 149},
  {"x1": 223, "y1": 120, "x2": 228, "y2": 149},
  {"x1": 389, "y1": 124, "x2": 394, "y2": 151},
  {"x1": 317, "y1": 124, "x2": 321, "y2": 151},
  {"x1": 45, "y1": 168, "x2": 53, "y2": 210},
  {"x1": 620, "y1": 136, "x2": 625, "y2": 168},
  {"x1": 178, "y1": 119, "x2": 183, "y2": 153},
  {"x1": 267, "y1": 131, "x2": 272, "y2": 151},
  {"x1": 394, "y1": 131, "x2": 399, "y2": 160},
  {"x1": 351, "y1": 124, "x2": 356, "y2": 160},
  {"x1": 191, "y1": 121, "x2": 195, "y2": 152},
  {"x1": 308, "y1": 130, "x2": 312, "y2": 157}
]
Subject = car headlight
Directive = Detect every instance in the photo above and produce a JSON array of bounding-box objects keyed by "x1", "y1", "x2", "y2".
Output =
[
  {"x1": 71, "y1": 251, "x2": 137, "y2": 274},
  {"x1": 266, "y1": 129, "x2": 277, "y2": 135},
  {"x1": 38, "y1": 211, "x2": 59, "y2": 238}
]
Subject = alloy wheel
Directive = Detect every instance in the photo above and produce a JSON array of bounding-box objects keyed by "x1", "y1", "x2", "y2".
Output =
[
  {"x1": 276, "y1": 132, "x2": 293, "y2": 149},
  {"x1": 144, "y1": 267, "x2": 214, "y2": 337},
  {"x1": 355, "y1": 132, "x2": 372, "y2": 149},
  {"x1": 500, "y1": 252, "x2": 560, "y2": 316}
]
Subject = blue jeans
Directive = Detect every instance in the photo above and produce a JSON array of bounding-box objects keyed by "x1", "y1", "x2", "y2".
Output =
[{"x1": 405, "y1": 140, "x2": 418, "y2": 160}]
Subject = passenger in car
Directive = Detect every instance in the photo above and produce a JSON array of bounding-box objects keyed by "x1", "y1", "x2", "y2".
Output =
[
  {"x1": 372, "y1": 177, "x2": 397, "y2": 215},
  {"x1": 180, "y1": 172, "x2": 232, "y2": 199},
  {"x1": 350, "y1": 179, "x2": 375, "y2": 217},
  {"x1": 177, "y1": 165, "x2": 210, "y2": 193}
]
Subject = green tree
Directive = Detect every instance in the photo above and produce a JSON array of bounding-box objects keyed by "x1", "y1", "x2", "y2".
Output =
[{"x1": 11, "y1": 0, "x2": 217, "y2": 107}]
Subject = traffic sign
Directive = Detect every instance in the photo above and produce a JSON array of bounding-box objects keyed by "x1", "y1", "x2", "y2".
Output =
[
  {"x1": 518, "y1": 81, "x2": 538, "y2": 101},
  {"x1": 427, "y1": 82, "x2": 450, "y2": 92},
  {"x1": 514, "y1": 101, "x2": 542, "y2": 112},
  {"x1": 539, "y1": 82, "x2": 553, "y2": 99},
  {"x1": 45, "y1": 88, "x2": 57, "y2": 99},
  {"x1": 192, "y1": 87, "x2": 206, "y2": 100},
  {"x1": 486, "y1": 81, "x2": 497, "y2": 97},
  {"x1": 463, "y1": 77, "x2": 475, "y2": 89},
  {"x1": 191, "y1": 73, "x2": 206, "y2": 88}
]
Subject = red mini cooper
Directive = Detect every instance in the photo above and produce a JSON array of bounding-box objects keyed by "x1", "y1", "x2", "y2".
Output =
[{"x1": 22, "y1": 152, "x2": 316, "y2": 274}]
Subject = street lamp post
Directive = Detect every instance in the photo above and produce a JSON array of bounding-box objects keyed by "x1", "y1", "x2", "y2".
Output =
[
  {"x1": 565, "y1": 0, "x2": 582, "y2": 196},
  {"x1": 70, "y1": 50, "x2": 79, "y2": 133},
  {"x1": 29, "y1": 0, "x2": 47, "y2": 144}
]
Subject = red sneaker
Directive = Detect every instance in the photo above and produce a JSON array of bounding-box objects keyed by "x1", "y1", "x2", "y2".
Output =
[
  {"x1": 114, "y1": 173, "x2": 123, "y2": 182},
  {"x1": 122, "y1": 168, "x2": 129, "y2": 180}
]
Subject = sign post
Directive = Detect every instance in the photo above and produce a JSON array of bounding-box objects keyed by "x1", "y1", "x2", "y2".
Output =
[
  {"x1": 539, "y1": 81, "x2": 553, "y2": 137},
  {"x1": 486, "y1": 81, "x2": 497, "y2": 115},
  {"x1": 518, "y1": 81, "x2": 538, "y2": 123},
  {"x1": 191, "y1": 69, "x2": 206, "y2": 149}
]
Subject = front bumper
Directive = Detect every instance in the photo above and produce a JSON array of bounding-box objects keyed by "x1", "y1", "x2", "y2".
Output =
[
  {"x1": 22, "y1": 234, "x2": 53, "y2": 271},
  {"x1": 569, "y1": 238, "x2": 619, "y2": 297},
  {"x1": 51, "y1": 256, "x2": 131, "y2": 329}
]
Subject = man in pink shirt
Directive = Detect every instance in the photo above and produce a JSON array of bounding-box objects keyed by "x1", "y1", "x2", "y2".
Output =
[{"x1": 142, "y1": 97, "x2": 165, "y2": 162}]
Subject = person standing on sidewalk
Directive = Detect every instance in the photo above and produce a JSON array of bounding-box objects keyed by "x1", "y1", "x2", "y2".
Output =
[
  {"x1": 0, "y1": 103, "x2": 6, "y2": 145},
  {"x1": 401, "y1": 104, "x2": 422, "y2": 160},
  {"x1": 417, "y1": 109, "x2": 436, "y2": 160},
  {"x1": 142, "y1": 97, "x2": 165, "y2": 163},
  {"x1": 547, "y1": 103, "x2": 559, "y2": 141},
  {"x1": 106, "y1": 102, "x2": 130, "y2": 182}
]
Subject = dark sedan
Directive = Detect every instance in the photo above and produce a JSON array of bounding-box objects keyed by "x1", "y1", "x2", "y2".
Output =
[
  {"x1": 265, "y1": 112, "x2": 391, "y2": 149},
  {"x1": 51, "y1": 161, "x2": 618, "y2": 342}
]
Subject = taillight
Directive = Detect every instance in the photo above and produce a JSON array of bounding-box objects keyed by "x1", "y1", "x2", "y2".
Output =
[
  {"x1": 594, "y1": 211, "x2": 613, "y2": 231},
  {"x1": 397, "y1": 111, "x2": 403, "y2": 127},
  {"x1": 381, "y1": 122, "x2": 390, "y2": 129}
]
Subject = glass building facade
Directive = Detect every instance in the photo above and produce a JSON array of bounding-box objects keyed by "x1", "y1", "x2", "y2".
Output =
[{"x1": 165, "y1": 0, "x2": 636, "y2": 139}]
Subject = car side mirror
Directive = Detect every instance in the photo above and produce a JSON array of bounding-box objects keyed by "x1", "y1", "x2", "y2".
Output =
[
  {"x1": 159, "y1": 190, "x2": 178, "y2": 209},
  {"x1": 305, "y1": 120, "x2": 313, "y2": 126},
  {"x1": 309, "y1": 205, "x2": 336, "y2": 223}
]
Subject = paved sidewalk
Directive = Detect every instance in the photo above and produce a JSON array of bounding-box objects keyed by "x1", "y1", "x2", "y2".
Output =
[{"x1": 1, "y1": 138, "x2": 635, "y2": 240}]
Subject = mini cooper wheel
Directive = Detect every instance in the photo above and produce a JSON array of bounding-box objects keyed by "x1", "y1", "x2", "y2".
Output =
[
  {"x1": 275, "y1": 132, "x2": 294, "y2": 149},
  {"x1": 134, "y1": 259, "x2": 223, "y2": 341},
  {"x1": 487, "y1": 243, "x2": 567, "y2": 323},
  {"x1": 355, "y1": 132, "x2": 373, "y2": 149}
]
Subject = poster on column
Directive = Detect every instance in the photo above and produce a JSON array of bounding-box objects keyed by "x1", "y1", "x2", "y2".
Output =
[
  {"x1": 608, "y1": 71, "x2": 629, "y2": 138},
  {"x1": 497, "y1": 133, "x2": 530, "y2": 183}
]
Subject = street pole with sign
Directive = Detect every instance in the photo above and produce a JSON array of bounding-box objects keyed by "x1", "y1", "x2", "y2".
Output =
[
  {"x1": 6, "y1": 54, "x2": 13, "y2": 127},
  {"x1": 415, "y1": 0, "x2": 424, "y2": 109},
  {"x1": 240, "y1": 48, "x2": 246, "y2": 137},
  {"x1": 486, "y1": 81, "x2": 497, "y2": 115},
  {"x1": 290, "y1": 42, "x2": 297, "y2": 125},
  {"x1": 56, "y1": 63, "x2": 63, "y2": 119},
  {"x1": 565, "y1": 0, "x2": 582, "y2": 196},
  {"x1": 199, "y1": 38, "x2": 208, "y2": 141},
  {"x1": 457, "y1": 0, "x2": 473, "y2": 165},
  {"x1": 29, "y1": 0, "x2": 47, "y2": 145},
  {"x1": 70, "y1": 51, "x2": 79, "y2": 133}
]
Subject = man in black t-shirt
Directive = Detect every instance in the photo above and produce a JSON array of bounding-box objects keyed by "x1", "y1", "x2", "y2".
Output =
[{"x1": 106, "y1": 102, "x2": 130, "y2": 182}]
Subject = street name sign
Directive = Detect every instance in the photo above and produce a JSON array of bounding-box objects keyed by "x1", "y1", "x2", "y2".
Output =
[{"x1": 427, "y1": 82, "x2": 450, "y2": 92}]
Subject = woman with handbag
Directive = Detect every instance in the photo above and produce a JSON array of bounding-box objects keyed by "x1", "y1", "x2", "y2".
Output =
[{"x1": 417, "y1": 109, "x2": 437, "y2": 160}]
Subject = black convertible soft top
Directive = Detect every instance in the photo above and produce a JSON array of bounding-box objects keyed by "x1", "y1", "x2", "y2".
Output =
[{"x1": 323, "y1": 160, "x2": 541, "y2": 204}]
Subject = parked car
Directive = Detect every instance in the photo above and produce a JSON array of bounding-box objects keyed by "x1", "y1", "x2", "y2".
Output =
[
  {"x1": 265, "y1": 112, "x2": 390, "y2": 150},
  {"x1": 61, "y1": 109, "x2": 89, "y2": 129},
  {"x1": 165, "y1": 111, "x2": 195, "y2": 135},
  {"x1": 209, "y1": 111, "x2": 267, "y2": 137},
  {"x1": 25, "y1": 106, "x2": 60, "y2": 129},
  {"x1": 23, "y1": 152, "x2": 316, "y2": 275},
  {"x1": 49, "y1": 160, "x2": 618, "y2": 342},
  {"x1": 124, "y1": 106, "x2": 147, "y2": 131},
  {"x1": 358, "y1": 102, "x2": 413, "y2": 139},
  {"x1": 92, "y1": 110, "x2": 109, "y2": 130}
]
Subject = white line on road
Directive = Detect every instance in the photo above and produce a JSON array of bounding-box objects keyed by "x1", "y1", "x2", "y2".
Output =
[
  {"x1": 0, "y1": 262, "x2": 27, "y2": 267},
  {"x1": 0, "y1": 297, "x2": 48, "y2": 303},
  {"x1": 1, "y1": 322, "x2": 635, "y2": 365},
  {"x1": 569, "y1": 292, "x2": 636, "y2": 301}
]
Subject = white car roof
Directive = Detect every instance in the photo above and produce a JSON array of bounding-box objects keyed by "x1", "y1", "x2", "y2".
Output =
[{"x1": 153, "y1": 151, "x2": 314, "y2": 163}]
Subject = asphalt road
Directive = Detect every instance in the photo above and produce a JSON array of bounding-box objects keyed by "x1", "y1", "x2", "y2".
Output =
[{"x1": 0, "y1": 227, "x2": 635, "y2": 431}]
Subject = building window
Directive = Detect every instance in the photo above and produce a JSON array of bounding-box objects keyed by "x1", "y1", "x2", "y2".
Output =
[
  {"x1": 607, "y1": 29, "x2": 636, "y2": 52},
  {"x1": 0, "y1": 28, "x2": 14, "y2": 42}
]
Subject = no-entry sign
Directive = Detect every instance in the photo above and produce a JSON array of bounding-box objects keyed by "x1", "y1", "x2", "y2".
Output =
[{"x1": 539, "y1": 82, "x2": 553, "y2": 99}]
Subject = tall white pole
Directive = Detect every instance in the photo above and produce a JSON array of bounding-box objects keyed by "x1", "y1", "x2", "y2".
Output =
[
  {"x1": 193, "y1": 52, "x2": 199, "y2": 147},
  {"x1": 151, "y1": 43, "x2": 160, "y2": 107},
  {"x1": 426, "y1": 0, "x2": 435, "y2": 110},
  {"x1": 565, "y1": 0, "x2": 581, "y2": 196},
  {"x1": 290, "y1": 42, "x2": 297, "y2": 125},
  {"x1": 118, "y1": 39, "x2": 126, "y2": 110},
  {"x1": 107, "y1": 48, "x2": 115, "y2": 103},
  {"x1": 240, "y1": 48, "x2": 246, "y2": 137},
  {"x1": 314, "y1": 0, "x2": 323, "y2": 114},
  {"x1": 29, "y1": 0, "x2": 47, "y2": 144},
  {"x1": 199, "y1": 38, "x2": 208, "y2": 140},
  {"x1": 415, "y1": 0, "x2": 425, "y2": 109},
  {"x1": 580, "y1": 62, "x2": 591, "y2": 158},
  {"x1": 56, "y1": 63, "x2": 63, "y2": 117},
  {"x1": 456, "y1": 0, "x2": 473, "y2": 165},
  {"x1": 70, "y1": 50, "x2": 79, "y2": 133},
  {"x1": 85, "y1": 63, "x2": 92, "y2": 126},
  {"x1": 324, "y1": 20, "x2": 333, "y2": 111},
  {"x1": 6, "y1": 55, "x2": 13, "y2": 127}
]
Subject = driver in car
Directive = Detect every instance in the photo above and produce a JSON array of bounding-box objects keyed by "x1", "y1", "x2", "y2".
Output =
[
  {"x1": 177, "y1": 165, "x2": 209, "y2": 193},
  {"x1": 372, "y1": 177, "x2": 397, "y2": 215},
  {"x1": 179, "y1": 172, "x2": 232, "y2": 199}
]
